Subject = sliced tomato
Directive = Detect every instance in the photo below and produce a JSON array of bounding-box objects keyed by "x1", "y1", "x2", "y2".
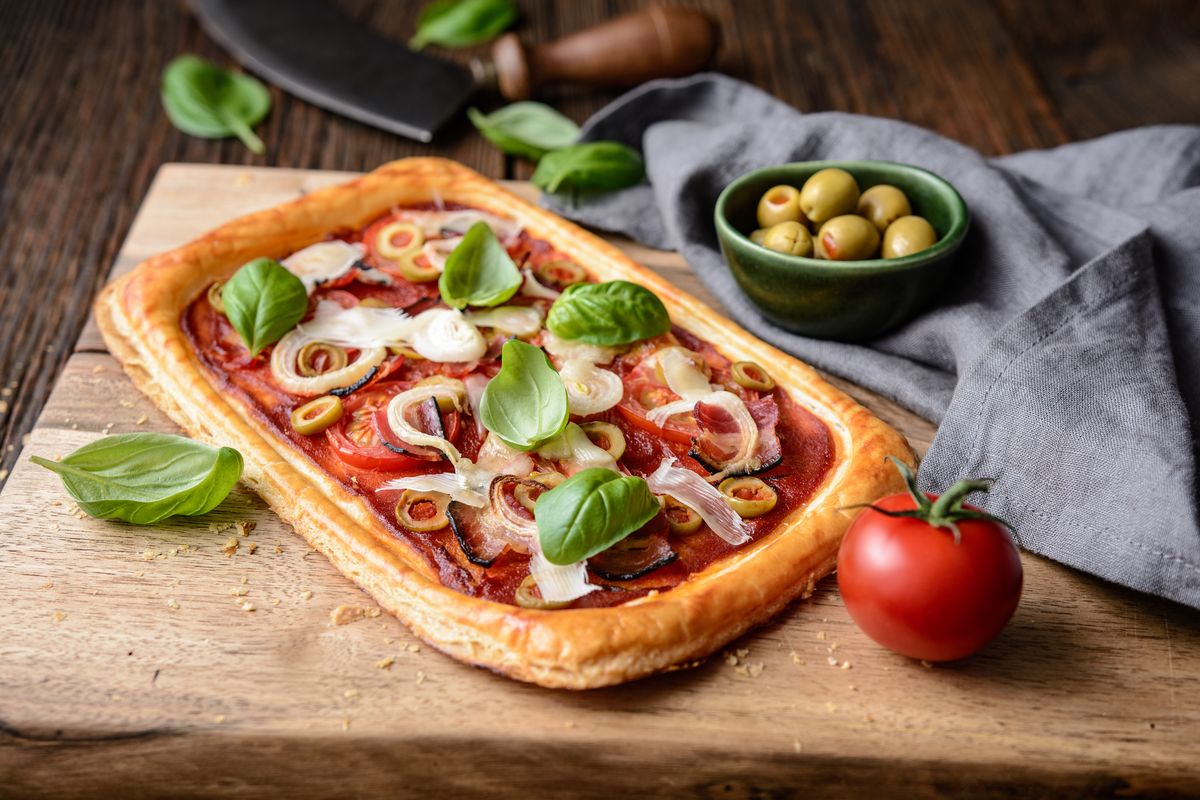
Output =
[
  {"x1": 315, "y1": 288, "x2": 360, "y2": 310},
  {"x1": 326, "y1": 386, "x2": 427, "y2": 471},
  {"x1": 615, "y1": 375, "x2": 698, "y2": 446},
  {"x1": 373, "y1": 399, "x2": 462, "y2": 460}
]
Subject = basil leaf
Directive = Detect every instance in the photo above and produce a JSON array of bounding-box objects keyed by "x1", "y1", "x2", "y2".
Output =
[
  {"x1": 410, "y1": 0, "x2": 517, "y2": 50},
  {"x1": 531, "y1": 142, "x2": 645, "y2": 194},
  {"x1": 221, "y1": 257, "x2": 309, "y2": 357},
  {"x1": 467, "y1": 102, "x2": 580, "y2": 161},
  {"x1": 439, "y1": 222, "x2": 522, "y2": 309},
  {"x1": 31, "y1": 433, "x2": 243, "y2": 525},
  {"x1": 480, "y1": 340, "x2": 568, "y2": 451},
  {"x1": 546, "y1": 280, "x2": 671, "y2": 346},
  {"x1": 535, "y1": 468, "x2": 659, "y2": 565},
  {"x1": 161, "y1": 55, "x2": 271, "y2": 154}
]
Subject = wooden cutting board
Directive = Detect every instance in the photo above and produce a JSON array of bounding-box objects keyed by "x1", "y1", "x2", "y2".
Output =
[{"x1": 2, "y1": 164, "x2": 1197, "y2": 799}]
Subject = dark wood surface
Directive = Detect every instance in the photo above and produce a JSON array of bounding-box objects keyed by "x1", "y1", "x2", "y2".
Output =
[{"x1": 1, "y1": 0, "x2": 1198, "y2": 485}]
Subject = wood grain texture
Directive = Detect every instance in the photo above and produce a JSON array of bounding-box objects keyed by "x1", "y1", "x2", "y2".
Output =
[
  {"x1": 2, "y1": 164, "x2": 1199, "y2": 797},
  {"x1": 4, "y1": 0, "x2": 1200, "y2": 490}
]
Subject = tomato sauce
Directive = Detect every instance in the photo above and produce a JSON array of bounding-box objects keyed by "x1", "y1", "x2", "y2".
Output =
[{"x1": 182, "y1": 205, "x2": 834, "y2": 608}]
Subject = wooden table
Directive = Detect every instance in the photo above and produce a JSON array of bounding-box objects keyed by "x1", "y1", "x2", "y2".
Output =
[{"x1": 1, "y1": 163, "x2": 1198, "y2": 799}]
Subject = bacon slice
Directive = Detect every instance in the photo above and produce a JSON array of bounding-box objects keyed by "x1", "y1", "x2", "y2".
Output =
[{"x1": 690, "y1": 394, "x2": 782, "y2": 478}]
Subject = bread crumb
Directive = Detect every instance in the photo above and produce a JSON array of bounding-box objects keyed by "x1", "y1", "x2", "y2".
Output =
[
  {"x1": 343, "y1": 688, "x2": 359, "y2": 700},
  {"x1": 236, "y1": 521, "x2": 255, "y2": 537},
  {"x1": 222, "y1": 537, "x2": 239, "y2": 557},
  {"x1": 825, "y1": 702, "x2": 838, "y2": 713},
  {"x1": 40, "y1": 581, "x2": 53, "y2": 590},
  {"x1": 229, "y1": 587, "x2": 249, "y2": 597},
  {"x1": 119, "y1": 400, "x2": 134, "y2": 408},
  {"x1": 330, "y1": 605, "x2": 381, "y2": 626},
  {"x1": 271, "y1": 598, "x2": 280, "y2": 607},
  {"x1": 247, "y1": 543, "x2": 258, "y2": 555},
  {"x1": 375, "y1": 656, "x2": 395, "y2": 670},
  {"x1": 342, "y1": 718, "x2": 351, "y2": 732},
  {"x1": 790, "y1": 650, "x2": 804, "y2": 665},
  {"x1": 793, "y1": 740, "x2": 803, "y2": 753},
  {"x1": 920, "y1": 660, "x2": 933, "y2": 669},
  {"x1": 209, "y1": 521, "x2": 235, "y2": 534},
  {"x1": 735, "y1": 647, "x2": 749, "y2": 659},
  {"x1": 274, "y1": 544, "x2": 283, "y2": 554},
  {"x1": 135, "y1": 414, "x2": 148, "y2": 425},
  {"x1": 166, "y1": 598, "x2": 180, "y2": 610},
  {"x1": 816, "y1": 631, "x2": 827, "y2": 641},
  {"x1": 724, "y1": 651, "x2": 739, "y2": 667},
  {"x1": 52, "y1": 610, "x2": 67, "y2": 623},
  {"x1": 240, "y1": 601, "x2": 256, "y2": 612},
  {"x1": 747, "y1": 662, "x2": 765, "y2": 678},
  {"x1": 235, "y1": 172, "x2": 253, "y2": 186},
  {"x1": 564, "y1": 720, "x2": 577, "y2": 729},
  {"x1": 840, "y1": 661, "x2": 852, "y2": 670},
  {"x1": 406, "y1": 644, "x2": 421, "y2": 653},
  {"x1": 415, "y1": 670, "x2": 426, "y2": 685},
  {"x1": 300, "y1": 589, "x2": 313, "y2": 601},
  {"x1": 213, "y1": 714, "x2": 226, "y2": 724}
]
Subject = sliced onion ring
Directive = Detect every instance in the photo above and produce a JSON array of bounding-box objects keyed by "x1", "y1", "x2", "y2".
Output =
[
  {"x1": 645, "y1": 457, "x2": 751, "y2": 546},
  {"x1": 270, "y1": 329, "x2": 386, "y2": 397},
  {"x1": 560, "y1": 358, "x2": 623, "y2": 416}
]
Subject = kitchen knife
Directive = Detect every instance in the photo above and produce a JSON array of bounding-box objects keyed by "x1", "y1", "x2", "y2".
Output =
[{"x1": 190, "y1": 0, "x2": 717, "y2": 143}]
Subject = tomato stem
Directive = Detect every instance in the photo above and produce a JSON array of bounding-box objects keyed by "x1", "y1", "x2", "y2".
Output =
[{"x1": 876, "y1": 456, "x2": 1011, "y2": 544}]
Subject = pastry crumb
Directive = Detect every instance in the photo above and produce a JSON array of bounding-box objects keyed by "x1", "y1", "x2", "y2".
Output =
[
  {"x1": 213, "y1": 714, "x2": 226, "y2": 724},
  {"x1": 247, "y1": 543, "x2": 258, "y2": 555},
  {"x1": 415, "y1": 670, "x2": 426, "y2": 685},
  {"x1": 920, "y1": 660, "x2": 933, "y2": 669},
  {"x1": 723, "y1": 651, "x2": 739, "y2": 667},
  {"x1": 229, "y1": 587, "x2": 249, "y2": 597},
  {"x1": 840, "y1": 661, "x2": 852, "y2": 670},
  {"x1": 235, "y1": 172, "x2": 253, "y2": 186},
  {"x1": 330, "y1": 604, "x2": 381, "y2": 626},
  {"x1": 825, "y1": 702, "x2": 838, "y2": 713},
  {"x1": 793, "y1": 740, "x2": 803, "y2": 753},
  {"x1": 300, "y1": 589, "x2": 313, "y2": 601},
  {"x1": 236, "y1": 521, "x2": 255, "y2": 537},
  {"x1": 816, "y1": 631, "x2": 827, "y2": 641},
  {"x1": 40, "y1": 581, "x2": 54, "y2": 590},
  {"x1": 166, "y1": 598, "x2": 180, "y2": 611},
  {"x1": 375, "y1": 656, "x2": 395, "y2": 671},
  {"x1": 222, "y1": 537, "x2": 239, "y2": 557},
  {"x1": 135, "y1": 414, "x2": 148, "y2": 425},
  {"x1": 240, "y1": 601, "x2": 256, "y2": 612},
  {"x1": 52, "y1": 610, "x2": 67, "y2": 623},
  {"x1": 342, "y1": 718, "x2": 351, "y2": 732},
  {"x1": 735, "y1": 647, "x2": 749, "y2": 659},
  {"x1": 343, "y1": 688, "x2": 359, "y2": 700},
  {"x1": 406, "y1": 643, "x2": 421, "y2": 654},
  {"x1": 274, "y1": 544, "x2": 283, "y2": 554}
]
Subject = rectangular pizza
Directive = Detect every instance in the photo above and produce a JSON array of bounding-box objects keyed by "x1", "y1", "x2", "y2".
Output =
[{"x1": 96, "y1": 158, "x2": 912, "y2": 688}]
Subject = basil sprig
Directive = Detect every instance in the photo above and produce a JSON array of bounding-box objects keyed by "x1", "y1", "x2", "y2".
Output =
[
  {"x1": 535, "y1": 468, "x2": 660, "y2": 565},
  {"x1": 439, "y1": 222, "x2": 522, "y2": 309},
  {"x1": 467, "y1": 102, "x2": 580, "y2": 161},
  {"x1": 480, "y1": 340, "x2": 568, "y2": 451},
  {"x1": 31, "y1": 433, "x2": 243, "y2": 525},
  {"x1": 546, "y1": 280, "x2": 670, "y2": 346},
  {"x1": 410, "y1": 0, "x2": 517, "y2": 50},
  {"x1": 532, "y1": 142, "x2": 645, "y2": 194},
  {"x1": 161, "y1": 55, "x2": 271, "y2": 154},
  {"x1": 222, "y1": 257, "x2": 309, "y2": 357}
]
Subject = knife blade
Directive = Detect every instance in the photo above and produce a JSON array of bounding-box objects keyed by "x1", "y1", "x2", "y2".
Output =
[{"x1": 191, "y1": 0, "x2": 480, "y2": 143}]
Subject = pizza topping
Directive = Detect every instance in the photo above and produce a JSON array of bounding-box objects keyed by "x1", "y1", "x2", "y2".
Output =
[
  {"x1": 383, "y1": 381, "x2": 468, "y2": 464},
  {"x1": 373, "y1": 221, "x2": 424, "y2": 261},
  {"x1": 588, "y1": 524, "x2": 678, "y2": 581},
  {"x1": 560, "y1": 358, "x2": 623, "y2": 416},
  {"x1": 479, "y1": 340, "x2": 569, "y2": 451},
  {"x1": 534, "y1": 468, "x2": 660, "y2": 566},
  {"x1": 222, "y1": 258, "x2": 310, "y2": 357},
  {"x1": 396, "y1": 208, "x2": 521, "y2": 242},
  {"x1": 463, "y1": 373, "x2": 490, "y2": 437},
  {"x1": 535, "y1": 259, "x2": 588, "y2": 289},
  {"x1": 654, "y1": 347, "x2": 713, "y2": 400},
  {"x1": 282, "y1": 240, "x2": 372, "y2": 293},
  {"x1": 690, "y1": 394, "x2": 783, "y2": 480},
  {"x1": 537, "y1": 422, "x2": 618, "y2": 475},
  {"x1": 731, "y1": 361, "x2": 775, "y2": 392},
  {"x1": 718, "y1": 476, "x2": 779, "y2": 518},
  {"x1": 296, "y1": 341, "x2": 348, "y2": 376},
  {"x1": 513, "y1": 574, "x2": 572, "y2": 610},
  {"x1": 663, "y1": 495, "x2": 703, "y2": 535},
  {"x1": 328, "y1": 387, "x2": 431, "y2": 471},
  {"x1": 520, "y1": 267, "x2": 562, "y2": 300},
  {"x1": 464, "y1": 305, "x2": 544, "y2": 337},
  {"x1": 378, "y1": 471, "x2": 487, "y2": 508},
  {"x1": 408, "y1": 307, "x2": 488, "y2": 362},
  {"x1": 395, "y1": 490, "x2": 450, "y2": 532},
  {"x1": 578, "y1": 421, "x2": 626, "y2": 461},
  {"x1": 541, "y1": 330, "x2": 621, "y2": 366},
  {"x1": 644, "y1": 458, "x2": 751, "y2": 546},
  {"x1": 298, "y1": 301, "x2": 414, "y2": 347},
  {"x1": 270, "y1": 329, "x2": 387, "y2": 397},
  {"x1": 290, "y1": 395, "x2": 344, "y2": 435},
  {"x1": 528, "y1": 551, "x2": 597, "y2": 603},
  {"x1": 207, "y1": 281, "x2": 226, "y2": 314},
  {"x1": 438, "y1": 222, "x2": 523, "y2": 309},
  {"x1": 546, "y1": 280, "x2": 671, "y2": 346}
]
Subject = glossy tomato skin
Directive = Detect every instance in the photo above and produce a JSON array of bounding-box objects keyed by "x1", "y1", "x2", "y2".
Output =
[{"x1": 837, "y1": 492, "x2": 1023, "y2": 661}]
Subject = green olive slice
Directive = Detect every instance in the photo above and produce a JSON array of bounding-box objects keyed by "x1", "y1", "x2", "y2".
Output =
[
  {"x1": 290, "y1": 395, "x2": 344, "y2": 435},
  {"x1": 535, "y1": 259, "x2": 587, "y2": 288},
  {"x1": 358, "y1": 297, "x2": 391, "y2": 308},
  {"x1": 731, "y1": 361, "x2": 775, "y2": 392},
  {"x1": 718, "y1": 476, "x2": 778, "y2": 518},
  {"x1": 297, "y1": 341, "x2": 349, "y2": 377},
  {"x1": 207, "y1": 281, "x2": 226, "y2": 314},
  {"x1": 514, "y1": 471, "x2": 564, "y2": 513},
  {"x1": 376, "y1": 221, "x2": 424, "y2": 261},
  {"x1": 396, "y1": 252, "x2": 441, "y2": 283},
  {"x1": 514, "y1": 574, "x2": 571, "y2": 610},
  {"x1": 663, "y1": 495, "x2": 703, "y2": 535},
  {"x1": 395, "y1": 490, "x2": 449, "y2": 532},
  {"x1": 579, "y1": 421, "x2": 626, "y2": 461}
]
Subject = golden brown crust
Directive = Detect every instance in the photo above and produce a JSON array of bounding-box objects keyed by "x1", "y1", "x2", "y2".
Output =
[{"x1": 95, "y1": 158, "x2": 914, "y2": 689}]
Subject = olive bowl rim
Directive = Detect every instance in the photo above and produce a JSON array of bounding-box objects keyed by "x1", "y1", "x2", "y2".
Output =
[{"x1": 714, "y1": 159, "x2": 970, "y2": 275}]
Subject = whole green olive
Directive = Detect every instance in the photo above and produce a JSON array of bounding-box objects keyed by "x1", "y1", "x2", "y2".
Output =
[
  {"x1": 749, "y1": 228, "x2": 768, "y2": 245},
  {"x1": 817, "y1": 215, "x2": 881, "y2": 261},
  {"x1": 857, "y1": 184, "x2": 912, "y2": 232},
  {"x1": 761, "y1": 221, "x2": 813, "y2": 256},
  {"x1": 882, "y1": 215, "x2": 938, "y2": 258},
  {"x1": 799, "y1": 168, "x2": 860, "y2": 224},
  {"x1": 756, "y1": 185, "x2": 804, "y2": 228}
]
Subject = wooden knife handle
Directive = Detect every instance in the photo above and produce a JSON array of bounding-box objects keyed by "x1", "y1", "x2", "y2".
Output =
[{"x1": 492, "y1": 7, "x2": 718, "y2": 101}]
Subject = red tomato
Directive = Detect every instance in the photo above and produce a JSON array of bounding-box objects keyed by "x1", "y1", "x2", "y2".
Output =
[
  {"x1": 373, "y1": 403, "x2": 461, "y2": 459},
  {"x1": 326, "y1": 387, "x2": 428, "y2": 472},
  {"x1": 837, "y1": 486, "x2": 1023, "y2": 662},
  {"x1": 615, "y1": 374, "x2": 698, "y2": 446}
]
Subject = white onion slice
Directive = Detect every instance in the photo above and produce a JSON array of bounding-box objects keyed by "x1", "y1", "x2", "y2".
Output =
[
  {"x1": 645, "y1": 458, "x2": 751, "y2": 545},
  {"x1": 560, "y1": 359, "x2": 623, "y2": 416},
  {"x1": 657, "y1": 347, "x2": 715, "y2": 400},
  {"x1": 537, "y1": 423, "x2": 617, "y2": 474},
  {"x1": 418, "y1": 236, "x2": 461, "y2": 273},
  {"x1": 465, "y1": 305, "x2": 544, "y2": 337},
  {"x1": 298, "y1": 301, "x2": 413, "y2": 348},
  {"x1": 541, "y1": 331, "x2": 621, "y2": 366},
  {"x1": 376, "y1": 473, "x2": 487, "y2": 508},
  {"x1": 694, "y1": 391, "x2": 760, "y2": 481},
  {"x1": 646, "y1": 398, "x2": 698, "y2": 428},
  {"x1": 464, "y1": 373, "x2": 490, "y2": 437},
  {"x1": 396, "y1": 209, "x2": 521, "y2": 241},
  {"x1": 282, "y1": 241, "x2": 365, "y2": 293},
  {"x1": 409, "y1": 308, "x2": 487, "y2": 362},
  {"x1": 384, "y1": 383, "x2": 466, "y2": 464},
  {"x1": 521, "y1": 267, "x2": 560, "y2": 300},
  {"x1": 474, "y1": 432, "x2": 535, "y2": 477},
  {"x1": 269, "y1": 329, "x2": 386, "y2": 396},
  {"x1": 528, "y1": 550, "x2": 597, "y2": 603}
]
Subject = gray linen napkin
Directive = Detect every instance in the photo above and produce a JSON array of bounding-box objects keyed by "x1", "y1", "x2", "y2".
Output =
[{"x1": 543, "y1": 73, "x2": 1200, "y2": 609}]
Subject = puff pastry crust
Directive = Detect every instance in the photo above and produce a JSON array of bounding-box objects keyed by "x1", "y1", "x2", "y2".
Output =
[{"x1": 95, "y1": 158, "x2": 914, "y2": 689}]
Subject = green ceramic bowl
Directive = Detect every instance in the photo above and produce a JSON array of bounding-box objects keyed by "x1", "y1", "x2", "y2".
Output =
[{"x1": 714, "y1": 160, "x2": 969, "y2": 341}]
